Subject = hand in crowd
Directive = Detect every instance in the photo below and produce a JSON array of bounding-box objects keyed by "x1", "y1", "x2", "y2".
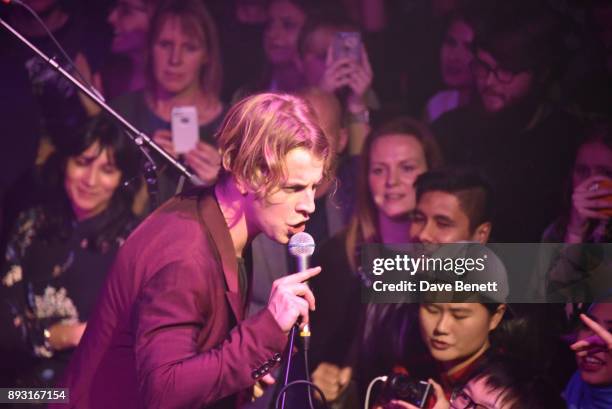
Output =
[
  {"x1": 321, "y1": 45, "x2": 373, "y2": 113},
  {"x1": 311, "y1": 362, "x2": 352, "y2": 402},
  {"x1": 377, "y1": 379, "x2": 448, "y2": 409},
  {"x1": 185, "y1": 141, "x2": 221, "y2": 187},
  {"x1": 566, "y1": 175, "x2": 612, "y2": 242},
  {"x1": 152, "y1": 129, "x2": 177, "y2": 158},
  {"x1": 152, "y1": 131, "x2": 221, "y2": 186},
  {"x1": 267, "y1": 267, "x2": 320, "y2": 333},
  {"x1": 571, "y1": 175, "x2": 612, "y2": 222},
  {"x1": 47, "y1": 321, "x2": 87, "y2": 351},
  {"x1": 74, "y1": 53, "x2": 103, "y2": 117},
  {"x1": 571, "y1": 313, "x2": 612, "y2": 356}
]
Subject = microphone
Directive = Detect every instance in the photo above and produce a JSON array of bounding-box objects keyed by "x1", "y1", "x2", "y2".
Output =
[
  {"x1": 287, "y1": 232, "x2": 315, "y2": 344},
  {"x1": 288, "y1": 232, "x2": 315, "y2": 272}
]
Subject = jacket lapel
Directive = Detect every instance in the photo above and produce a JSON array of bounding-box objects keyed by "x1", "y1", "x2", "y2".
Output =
[{"x1": 197, "y1": 190, "x2": 245, "y2": 322}]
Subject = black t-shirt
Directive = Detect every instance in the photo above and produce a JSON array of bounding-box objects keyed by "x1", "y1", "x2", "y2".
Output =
[{"x1": 432, "y1": 99, "x2": 580, "y2": 242}]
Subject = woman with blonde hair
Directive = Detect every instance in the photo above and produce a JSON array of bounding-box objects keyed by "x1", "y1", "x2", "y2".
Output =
[{"x1": 111, "y1": 0, "x2": 225, "y2": 211}]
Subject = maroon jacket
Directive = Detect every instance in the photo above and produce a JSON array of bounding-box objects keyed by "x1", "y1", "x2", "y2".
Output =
[{"x1": 51, "y1": 190, "x2": 288, "y2": 409}]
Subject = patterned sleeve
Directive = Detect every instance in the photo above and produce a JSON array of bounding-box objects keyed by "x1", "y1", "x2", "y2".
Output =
[
  {"x1": 0, "y1": 208, "x2": 51, "y2": 356},
  {"x1": 2, "y1": 208, "x2": 40, "y2": 284}
]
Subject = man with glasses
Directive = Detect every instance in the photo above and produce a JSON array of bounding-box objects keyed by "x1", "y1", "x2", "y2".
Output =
[{"x1": 432, "y1": 6, "x2": 580, "y2": 243}]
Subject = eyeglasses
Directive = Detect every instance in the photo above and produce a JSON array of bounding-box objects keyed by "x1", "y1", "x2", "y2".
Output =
[
  {"x1": 470, "y1": 58, "x2": 516, "y2": 84},
  {"x1": 450, "y1": 389, "x2": 497, "y2": 409}
]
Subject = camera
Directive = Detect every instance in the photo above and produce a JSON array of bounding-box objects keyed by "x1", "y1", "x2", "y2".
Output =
[{"x1": 379, "y1": 374, "x2": 432, "y2": 408}]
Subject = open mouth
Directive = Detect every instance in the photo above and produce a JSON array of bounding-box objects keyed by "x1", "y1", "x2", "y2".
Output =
[
  {"x1": 580, "y1": 354, "x2": 607, "y2": 371},
  {"x1": 288, "y1": 221, "x2": 307, "y2": 235}
]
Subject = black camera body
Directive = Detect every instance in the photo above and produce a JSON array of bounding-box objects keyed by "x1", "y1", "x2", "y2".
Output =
[{"x1": 379, "y1": 374, "x2": 432, "y2": 408}]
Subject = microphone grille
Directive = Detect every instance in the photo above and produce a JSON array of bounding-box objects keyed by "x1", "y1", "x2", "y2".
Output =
[{"x1": 288, "y1": 232, "x2": 315, "y2": 257}]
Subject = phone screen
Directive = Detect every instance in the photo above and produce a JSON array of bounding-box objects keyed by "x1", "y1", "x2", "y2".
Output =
[{"x1": 332, "y1": 32, "x2": 362, "y2": 63}]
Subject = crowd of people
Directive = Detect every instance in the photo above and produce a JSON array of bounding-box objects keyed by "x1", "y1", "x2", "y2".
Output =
[{"x1": 1, "y1": 0, "x2": 612, "y2": 408}]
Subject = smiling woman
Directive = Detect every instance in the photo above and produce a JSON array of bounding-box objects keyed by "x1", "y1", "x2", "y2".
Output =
[
  {"x1": 565, "y1": 303, "x2": 612, "y2": 409},
  {"x1": 306, "y1": 117, "x2": 442, "y2": 405},
  {"x1": 64, "y1": 142, "x2": 123, "y2": 221},
  {"x1": 0, "y1": 116, "x2": 140, "y2": 392}
]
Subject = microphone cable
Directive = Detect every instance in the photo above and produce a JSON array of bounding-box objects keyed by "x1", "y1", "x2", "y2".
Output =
[
  {"x1": 274, "y1": 379, "x2": 329, "y2": 409},
  {"x1": 364, "y1": 376, "x2": 388, "y2": 409}
]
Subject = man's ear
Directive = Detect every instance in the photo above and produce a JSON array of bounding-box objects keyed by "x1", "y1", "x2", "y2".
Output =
[{"x1": 471, "y1": 222, "x2": 491, "y2": 244}]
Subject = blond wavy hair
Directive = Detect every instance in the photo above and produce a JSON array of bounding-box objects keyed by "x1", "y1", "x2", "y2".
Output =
[{"x1": 217, "y1": 93, "x2": 333, "y2": 197}]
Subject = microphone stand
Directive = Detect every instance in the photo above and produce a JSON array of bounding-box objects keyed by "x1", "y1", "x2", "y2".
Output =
[{"x1": 0, "y1": 17, "x2": 203, "y2": 199}]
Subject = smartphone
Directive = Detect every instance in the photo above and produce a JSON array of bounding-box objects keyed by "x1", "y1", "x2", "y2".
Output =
[
  {"x1": 600, "y1": 179, "x2": 612, "y2": 216},
  {"x1": 331, "y1": 31, "x2": 362, "y2": 63},
  {"x1": 171, "y1": 106, "x2": 199, "y2": 154}
]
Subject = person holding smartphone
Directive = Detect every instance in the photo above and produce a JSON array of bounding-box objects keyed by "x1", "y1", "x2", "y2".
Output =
[
  {"x1": 299, "y1": 17, "x2": 375, "y2": 154},
  {"x1": 0, "y1": 116, "x2": 141, "y2": 398},
  {"x1": 111, "y1": 0, "x2": 225, "y2": 213}
]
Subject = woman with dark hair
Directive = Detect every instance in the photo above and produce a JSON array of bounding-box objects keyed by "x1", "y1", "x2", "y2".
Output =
[
  {"x1": 445, "y1": 354, "x2": 566, "y2": 409},
  {"x1": 0, "y1": 115, "x2": 140, "y2": 391},
  {"x1": 370, "y1": 302, "x2": 506, "y2": 409},
  {"x1": 565, "y1": 303, "x2": 612, "y2": 409},
  {"x1": 535, "y1": 121, "x2": 612, "y2": 304},
  {"x1": 112, "y1": 0, "x2": 225, "y2": 211},
  {"x1": 233, "y1": 0, "x2": 318, "y2": 98},
  {"x1": 542, "y1": 121, "x2": 612, "y2": 244},
  {"x1": 424, "y1": 8, "x2": 482, "y2": 123},
  {"x1": 309, "y1": 117, "x2": 443, "y2": 405},
  {"x1": 375, "y1": 301, "x2": 574, "y2": 409}
]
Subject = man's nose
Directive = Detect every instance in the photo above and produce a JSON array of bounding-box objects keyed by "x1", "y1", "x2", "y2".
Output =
[
  {"x1": 296, "y1": 189, "x2": 316, "y2": 215},
  {"x1": 418, "y1": 222, "x2": 435, "y2": 244}
]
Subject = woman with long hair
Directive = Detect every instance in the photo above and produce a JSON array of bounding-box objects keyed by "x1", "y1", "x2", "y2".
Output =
[
  {"x1": 233, "y1": 0, "x2": 314, "y2": 99},
  {"x1": 111, "y1": 0, "x2": 224, "y2": 211},
  {"x1": 542, "y1": 121, "x2": 612, "y2": 244},
  {"x1": 537, "y1": 121, "x2": 612, "y2": 303},
  {"x1": 309, "y1": 117, "x2": 442, "y2": 405},
  {"x1": 566, "y1": 303, "x2": 612, "y2": 409},
  {"x1": 0, "y1": 115, "x2": 140, "y2": 391},
  {"x1": 424, "y1": 8, "x2": 482, "y2": 123}
]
